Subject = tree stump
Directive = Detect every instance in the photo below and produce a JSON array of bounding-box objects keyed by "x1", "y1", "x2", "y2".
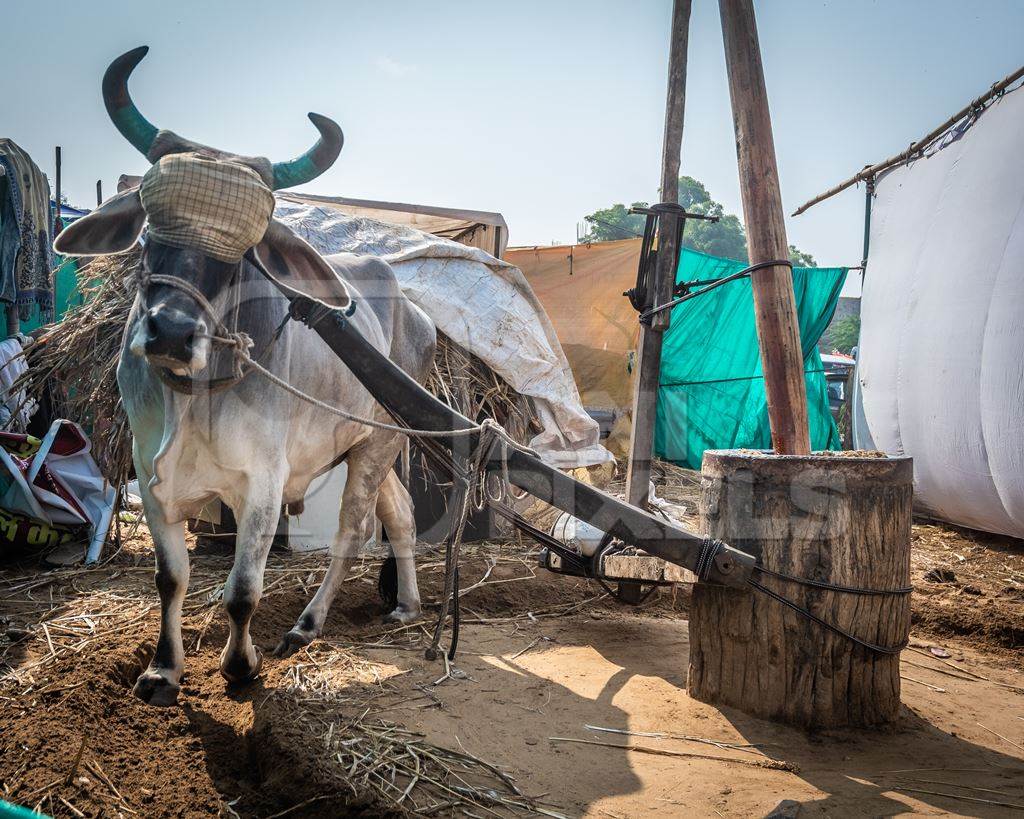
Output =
[{"x1": 687, "y1": 450, "x2": 913, "y2": 729}]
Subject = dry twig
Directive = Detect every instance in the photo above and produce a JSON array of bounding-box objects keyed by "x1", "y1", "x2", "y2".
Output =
[{"x1": 548, "y1": 737, "x2": 797, "y2": 772}]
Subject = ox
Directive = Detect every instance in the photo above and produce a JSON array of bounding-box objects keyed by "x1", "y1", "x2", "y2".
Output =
[{"x1": 55, "y1": 48, "x2": 435, "y2": 706}]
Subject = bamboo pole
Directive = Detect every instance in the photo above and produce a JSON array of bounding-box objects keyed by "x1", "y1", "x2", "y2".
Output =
[
  {"x1": 719, "y1": 0, "x2": 810, "y2": 455},
  {"x1": 625, "y1": 0, "x2": 692, "y2": 507},
  {"x1": 792, "y1": 63, "x2": 1024, "y2": 216}
]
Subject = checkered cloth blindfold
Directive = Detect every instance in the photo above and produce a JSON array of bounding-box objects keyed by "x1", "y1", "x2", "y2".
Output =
[{"x1": 140, "y1": 153, "x2": 275, "y2": 262}]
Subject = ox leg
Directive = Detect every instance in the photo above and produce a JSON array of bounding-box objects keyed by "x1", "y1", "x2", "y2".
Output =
[
  {"x1": 133, "y1": 488, "x2": 189, "y2": 707},
  {"x1": 275, "y1": 440, "x2": 404, "y2": 657},
  {"x1": 377, "y1": 469, "x2": 422, "y2": 624},
  {"x1": 220, "y1": 492, "x2": 281, "y2": 684}
]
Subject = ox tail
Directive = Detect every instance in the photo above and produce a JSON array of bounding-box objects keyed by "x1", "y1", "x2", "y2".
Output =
[
  {"x1": 375, "y1": 467, "x2": 411, "y2": 612},
  {"x1": 377, "y1": 548, "x2": 398, "y2": 612}
]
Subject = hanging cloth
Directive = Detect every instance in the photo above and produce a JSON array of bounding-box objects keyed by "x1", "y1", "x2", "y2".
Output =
[{"x1": 0, "y1": 139, "x2": 54, "y2": 321}]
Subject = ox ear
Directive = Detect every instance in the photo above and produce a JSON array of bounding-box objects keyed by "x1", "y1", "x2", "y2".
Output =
[
  {"x1": 252, "y1": 220, "x2": 352, "y2": 310},
  {"x1": 54, "y1": 189, "x2": 146, "y2": 257}
]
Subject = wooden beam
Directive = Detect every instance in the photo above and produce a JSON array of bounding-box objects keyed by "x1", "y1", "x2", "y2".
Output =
[
  {"x1": 601, "y1": 552, "x2": 695, "y2": 584},
  {"x1": 653, "y1": 0, "x2": 691, "y2": 323},
  {"x1": 625, "y1": 331, "x2": 663, "y2": 507},
  {"x1": 544, "y1": 550, "x2": 696, "y2": 584},
  {"x1": 625, "y1": 0, "x2": 692, "y2": 507},
  {"x1": 719, "y1": 0, "x2": 810, "y2": 455}
]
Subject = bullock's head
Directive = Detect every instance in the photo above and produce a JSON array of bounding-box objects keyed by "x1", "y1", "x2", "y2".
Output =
[{"x1": 55, "y1": 46, "x2": 351, "y2": 377}]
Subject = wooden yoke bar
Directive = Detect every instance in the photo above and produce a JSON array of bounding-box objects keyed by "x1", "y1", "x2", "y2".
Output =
[{"x1": 270, "y1": 293, "x2": 757, "y2": 589}]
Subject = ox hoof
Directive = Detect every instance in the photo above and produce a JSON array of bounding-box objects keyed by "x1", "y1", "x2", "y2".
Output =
[
  {"x1": 274, "y1": 629, "x2": 314, "y2": 659},
  {"x1": 220, "y1": 646, "x2": 263, "y2": 685},
  {"x1": 383, "y1": 604, "x2": 422, "y2": 625},
  {"x1": 133, "y1": 669, "x2": 181, "y2": 707}
]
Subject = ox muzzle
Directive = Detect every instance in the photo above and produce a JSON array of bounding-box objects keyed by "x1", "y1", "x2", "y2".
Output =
[
  {"x1": 135, "y1": 299, "x2": 210, "y2": 374},
  {"x1": 129, "y1": 244, "x2": 233, "y2": 376}
]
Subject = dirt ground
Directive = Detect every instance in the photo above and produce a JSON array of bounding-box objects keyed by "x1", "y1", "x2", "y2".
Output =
[{"x1": 2, "y1": 495, "x2": 1023, "y2": 817}]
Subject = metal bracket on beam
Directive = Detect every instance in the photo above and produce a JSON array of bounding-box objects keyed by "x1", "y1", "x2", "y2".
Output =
[{"x1": 623, "y1": 203, "x2": 719, "y2": 325}]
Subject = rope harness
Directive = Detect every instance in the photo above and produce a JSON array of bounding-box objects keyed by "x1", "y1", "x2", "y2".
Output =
[{"x1": 139, "y1": 264, "x2": 911, "y2": 660}]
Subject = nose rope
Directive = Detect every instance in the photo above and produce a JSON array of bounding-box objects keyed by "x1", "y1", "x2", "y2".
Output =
[{"x1": 143, "y1": 272, "x2": 253, "y2": 380}]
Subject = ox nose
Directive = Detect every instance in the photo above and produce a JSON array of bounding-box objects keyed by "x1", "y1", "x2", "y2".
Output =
[{"x1": 144, "y1": 306, "x2": 197, "y2": 364}]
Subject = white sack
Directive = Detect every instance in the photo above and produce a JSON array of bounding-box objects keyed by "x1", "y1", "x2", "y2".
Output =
[
  {"x1": 853, "y1": 84, "x2": 1024, "y2": 537},
  {"x1": 274, "y1": 198, "x2": 614, "y2": 468},
  {"x1": 0, "y1": 336, "x2": 34, "y2": 431}
]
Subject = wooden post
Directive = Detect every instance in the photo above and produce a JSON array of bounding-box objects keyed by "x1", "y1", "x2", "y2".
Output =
[
  {"x1": 53, "y1": 146, "x2": 62, "y2": 233},
  {"x1": 625, "y1": 0, "x2": 691, "y2": 507},
  {"x1": 52, "y1": 146, "x2": 62, "y2": 321},
  {"x1": 719, "y1": 0, "x2": 810, "y2": 455},
  {"x1": 688, "y1": 451, "x2": 912, "y2": 728},
  {"x1": 96, "y1": 179, "x2": 103, "y2": 206}
]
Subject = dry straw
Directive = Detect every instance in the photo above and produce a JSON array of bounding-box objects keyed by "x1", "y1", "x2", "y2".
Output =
[{"x1": 0, "y1": 540, "x2": 571, "y2": 815}]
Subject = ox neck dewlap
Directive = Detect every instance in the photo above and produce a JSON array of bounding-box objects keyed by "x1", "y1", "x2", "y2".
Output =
[{"x1": 139, "y1": 152, "x2": 275, "y2": 262}]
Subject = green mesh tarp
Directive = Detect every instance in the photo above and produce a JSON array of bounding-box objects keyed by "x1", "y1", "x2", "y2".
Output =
[
  {"x1": 654, "y1": 249, "x2": 846, "y2": 468},
  {"x1": 18, "y1": 256, "x2": 81, "y2": 333}
]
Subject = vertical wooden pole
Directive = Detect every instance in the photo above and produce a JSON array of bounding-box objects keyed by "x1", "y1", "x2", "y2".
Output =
[
  {"x1": 96, "y1": 179, "x2": 103, "y2": 206},
  {"x1": 719, "y1": 0, "x2": 810, "y2": 454},
  {"x1": 53, "y1": 146, "x2": 62, "y2": 233},
  {"x1": 625, "y1": 0, "x2": 692, "y2": 507},
  {"x1": 52, "y1": 146, "x2": 63, "y2": 323}
]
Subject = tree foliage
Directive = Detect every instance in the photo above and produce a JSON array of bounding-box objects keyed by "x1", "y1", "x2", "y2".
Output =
[
  {"x1": 788, "y1": 244, "x2": 817, "y2": 268},
  {"x1": 580, "y1": 202, "x2": 647, "y2": 242},
  {"x1": 828, "y1": 314, "x2": 861, "y2": 354},
  {"x1": 581, "y1": 175, "x2": 817, "y2": 267}
]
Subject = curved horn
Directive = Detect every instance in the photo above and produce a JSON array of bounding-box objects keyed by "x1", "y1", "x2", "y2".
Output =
[
  {"x1": 102, "y1": 46, "x2": 159, "y2": 158},
  {"x1": 271, "y1": 113, "x2": 344, "y2": 190}
]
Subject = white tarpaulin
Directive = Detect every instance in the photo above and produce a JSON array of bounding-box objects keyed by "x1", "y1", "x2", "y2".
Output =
[
  {"x1": 274, "y1": 198, "x2": 614, "y2": 468},
  {"x1": 853, "y1": 83, "x2": 1024, "y2": 537}
]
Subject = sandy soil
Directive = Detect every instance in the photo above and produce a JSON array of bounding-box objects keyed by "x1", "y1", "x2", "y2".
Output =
[
  {"x1": 910, "y1": 521, "x2": 1024, "y2": 653},
  {"x1": 1, "y1": 515, "x2": 1023, "y2": 818}
]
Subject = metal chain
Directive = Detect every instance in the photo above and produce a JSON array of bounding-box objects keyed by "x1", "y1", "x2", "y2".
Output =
[{"x1": 753, "y1": 565, "x2": 913, "y2": 596}]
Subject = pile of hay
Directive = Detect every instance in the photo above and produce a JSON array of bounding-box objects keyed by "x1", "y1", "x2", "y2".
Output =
[
  {"x1": 14, "y1": 254, "x2": 138, "y2": 489},
  {"x1": 15, "y1": 250, "x2": 538, "y2": 488}
]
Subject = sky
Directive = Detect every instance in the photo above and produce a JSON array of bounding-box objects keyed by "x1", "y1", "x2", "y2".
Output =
[{"x1": 5, "y1": 0, "x2": 1024, "y2": 297}]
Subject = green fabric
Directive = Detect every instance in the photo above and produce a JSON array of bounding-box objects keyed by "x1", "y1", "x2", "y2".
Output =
[
  {"x1": 654, "y1": 248, "x2": 846, "y2": 468},
  {"x1": 0, "y1": 799, "x2": 49, "y2": 819}
]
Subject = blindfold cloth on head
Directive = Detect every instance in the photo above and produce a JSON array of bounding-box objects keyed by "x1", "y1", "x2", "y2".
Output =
[{"x1": 140, "y1": 153, "x2": 276, "y2": 262}]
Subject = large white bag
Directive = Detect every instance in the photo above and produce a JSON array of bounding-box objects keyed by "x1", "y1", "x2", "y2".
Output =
[
  {"x1": 854, "y1": 85, "x2": 1024, "y2": 537},
  {"x1": 275, "y1": 199, "x2": 613, "y2": 469}
]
